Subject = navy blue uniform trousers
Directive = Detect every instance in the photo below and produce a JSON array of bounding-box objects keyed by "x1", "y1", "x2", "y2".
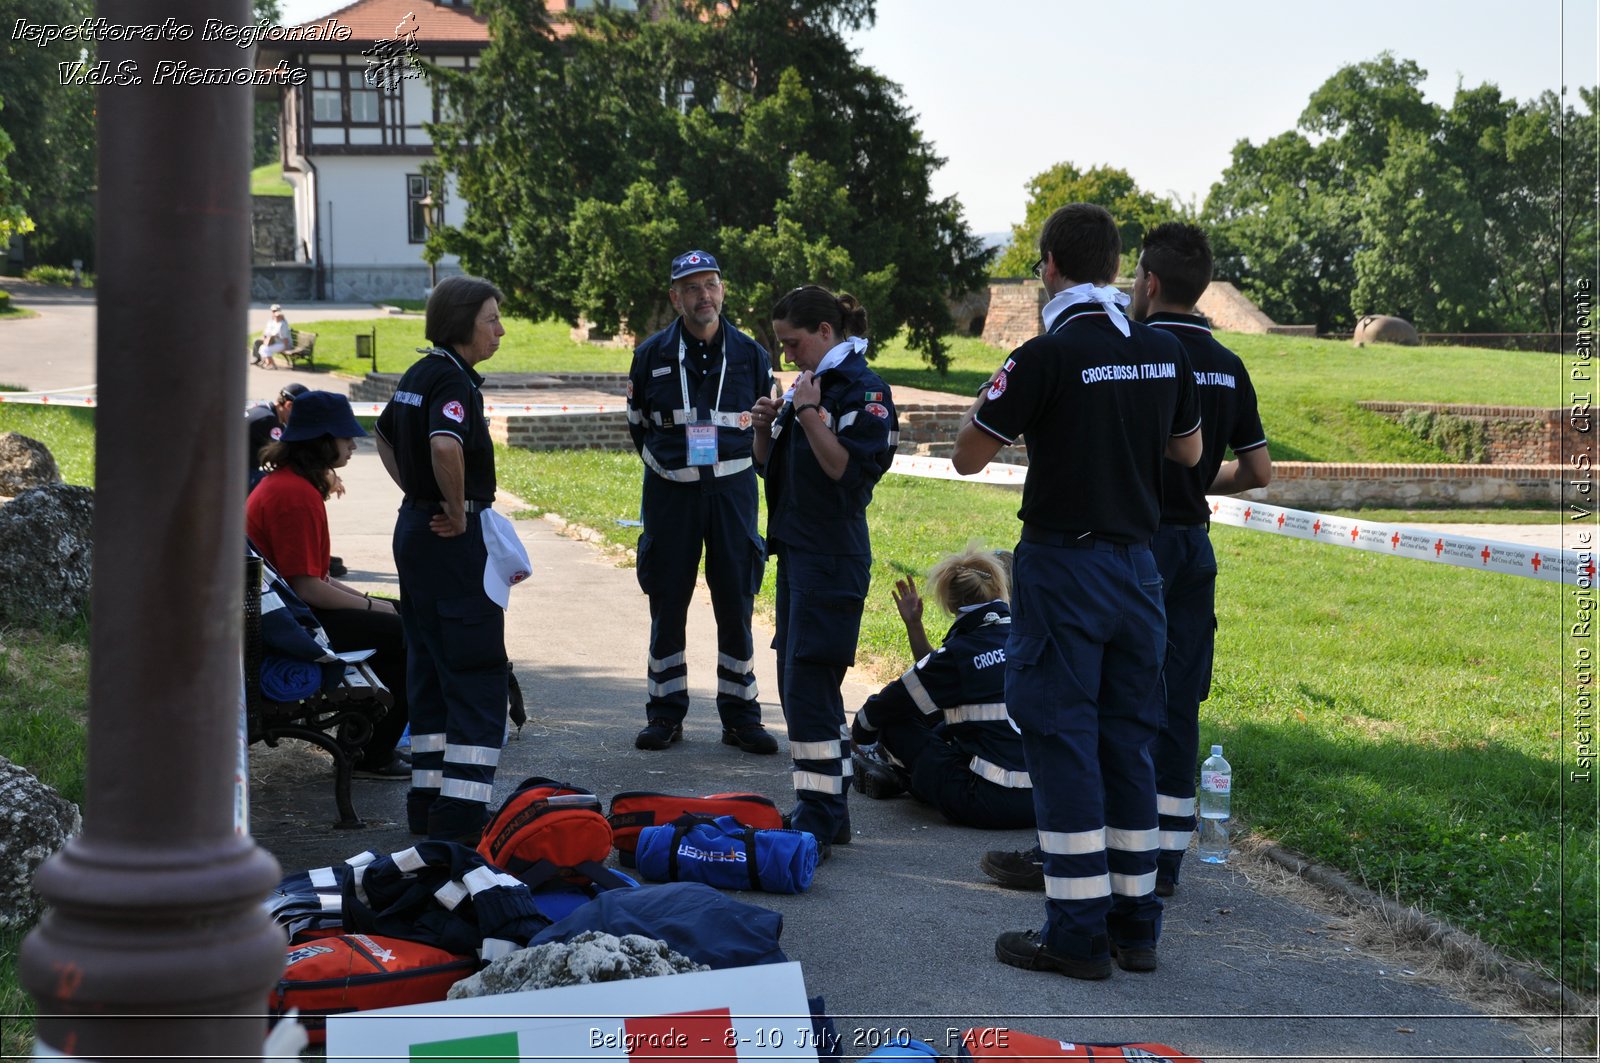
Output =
[
  {"x1": 772, "y1": 547, "x2": 868, "y2": 842},
  {"x1": 637, "y1": 470, "x2": 763, "y2": 727},
  {"x1": 394, "y1": 506, "x2": 507, "y2": 841},
  {"x1": 1006, "y1": 538, "x2": 1166, "y2": 959},
  {"x1": 876, "y1": 719, "x2": 1036, "y2": 829},
  {"x1": 1150, "y1": 523, "x2": 1217, "y2": 885}
]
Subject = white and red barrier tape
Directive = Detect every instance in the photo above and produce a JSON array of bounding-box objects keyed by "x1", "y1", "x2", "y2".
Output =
[
  {"x1": 887, "y1": 453, "x2": 1588, "y2": 587},
  {"x1": 5, "y1": 390, "x2": 1586, "y2": 586}
]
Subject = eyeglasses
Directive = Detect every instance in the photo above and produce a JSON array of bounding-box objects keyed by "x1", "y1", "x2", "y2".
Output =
[
  {"x1": 675, "y1": 278, "x2": 723, "y2": 298},
  {"x1": 1030, "y1": 257, "x2": 1044, "y2": 279}
]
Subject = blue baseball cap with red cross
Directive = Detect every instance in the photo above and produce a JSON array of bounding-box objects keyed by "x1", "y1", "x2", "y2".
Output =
[{"x1": 670, "y1": 250, "x2": 720, "y2": 281}]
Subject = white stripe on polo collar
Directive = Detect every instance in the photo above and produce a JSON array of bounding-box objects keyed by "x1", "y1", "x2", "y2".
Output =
[
  {"x1": 1042, "y1": 282, "x2": 1132, "y2": 338},
  {"x1": 781, "y1": 335, "x2": 868, "y2": 401}
]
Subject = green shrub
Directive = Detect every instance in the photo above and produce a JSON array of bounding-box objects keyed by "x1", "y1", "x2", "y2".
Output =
[
  {"x1": 21, "y1": 265, "x2": 92, "y2": 288},
  {"x1": 1396, "y1": 409, "x2": 1491, "y2": 463}
]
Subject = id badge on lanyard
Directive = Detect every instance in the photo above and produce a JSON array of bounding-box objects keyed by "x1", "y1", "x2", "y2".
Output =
[
  {"x1": 680, "y1": 333, "x2": 726, "y2": 467},
  {"x1": 686, "y1": 420, "x2": 718, "y2": 465}
]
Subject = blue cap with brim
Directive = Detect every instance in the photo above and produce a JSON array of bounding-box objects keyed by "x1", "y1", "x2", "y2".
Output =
[
  {"x1": 282, "y1": 391, "x2": 368, "y2": 442},
  {"x1": 670, "y1": 250, "x2": 720, "y2": 281}
]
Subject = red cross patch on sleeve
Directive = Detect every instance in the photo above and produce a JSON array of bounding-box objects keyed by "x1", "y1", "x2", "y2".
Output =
[{"x1": 442, "y1": 400, "x2": 466, "y2": 423}]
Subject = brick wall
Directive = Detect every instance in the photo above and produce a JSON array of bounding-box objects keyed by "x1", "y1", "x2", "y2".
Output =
[
  {"x1": 491, "y1": 411, "x2": 633, "y2": 450},
  {"x1": 980, "y1": 281, "x2": 1046, "y2": 350},
  {"x1": 1255, "y1": 463, "x2": 1561, "y2": 508},
  {"x1": 1360, "y1": 402, "x2": 1566, "y2": 464}
]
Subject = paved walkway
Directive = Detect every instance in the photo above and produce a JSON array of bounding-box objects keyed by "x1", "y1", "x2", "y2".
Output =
[{"x1": 3, "y1": 285, "x2": 1564, "y2": 1061}]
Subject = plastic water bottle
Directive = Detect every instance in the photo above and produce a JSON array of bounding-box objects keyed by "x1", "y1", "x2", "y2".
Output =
[{"x1": 1197, "y1": 744, "x2": 1232, "y2": 864}]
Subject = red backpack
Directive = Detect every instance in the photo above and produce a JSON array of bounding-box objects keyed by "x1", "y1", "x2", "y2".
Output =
[
  {"x1": 269, "y1": 933, "x2": 475, "y2": 1046},
  {"x1": 607, "y1": 790, "x2": 783, "y2": 865},
  {"x1": 477, "y1": 777, "x2": 633, "y2": 892}
]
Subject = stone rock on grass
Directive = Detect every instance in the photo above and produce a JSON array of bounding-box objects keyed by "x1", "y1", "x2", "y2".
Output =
[
  {"x1": 0, "y1": 483, "x2": 93, "y2": 626},
  {"x1": 448, "y1": 930, "x2": 706, "y2": 998},
  {"x1": 0, "y1": 755, "x2": 81, "y2": 929},
  {"x1": 0, "y1": 433, "x2": 61, "y2": 498}
]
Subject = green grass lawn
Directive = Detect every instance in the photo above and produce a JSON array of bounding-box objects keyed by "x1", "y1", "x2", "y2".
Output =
[
  {"x1": 0, "y1": 398, "x2": 96, "y2": 485},
  {"x1": 285, "y1": 315, "x2": 630, "y2": 377},
  {"x1": 250, "y1": 162, "x2": 292, "y2": 197},
  {"x1": 867, "y1": 330, "x2": 1562, "y2": 463},
  {"x1": 303, "y1": 318, "x2": 1561, "y2": 465},
  {"x1": 497, "y1": 446, "x2": 1589, "y2": 992}
]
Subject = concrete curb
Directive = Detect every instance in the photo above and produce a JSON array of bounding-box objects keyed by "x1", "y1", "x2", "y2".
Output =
[{"x1": 1253, "y1": 838, "x2": 1585, "y2": 1011}]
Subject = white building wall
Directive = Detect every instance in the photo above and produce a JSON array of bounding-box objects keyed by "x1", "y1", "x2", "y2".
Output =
[{"x1": 310, "y1": 156, "x2": 464, "y2": 302}]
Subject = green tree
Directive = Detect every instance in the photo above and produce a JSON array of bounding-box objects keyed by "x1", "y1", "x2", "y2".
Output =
[
  {"x1": 992, "y1": 162, "x2": 1172, "y2": 279},
  {"x1": 1204, "y1": 131, "x2": 1359, "y2": 332},
  {"x1": 430, "y1": 0, "x2": 991, "y2": 371},
  {"x1": 254, "y1": 0, "x2": 284, "y2": 167},
  {"x1": 0, "y1": 0, "x2": 95, "y2": 267},
  {"x1": 1205, "y1": 52, "x2": 1594, "y2": 335},
  {"x1": 0, "y1": 96, "x2": 35, "y2": 247}
]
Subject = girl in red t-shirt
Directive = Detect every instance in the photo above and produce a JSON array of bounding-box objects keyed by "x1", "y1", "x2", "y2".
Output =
[{"x1": 246, "y1": 391, "x2": 411, "y2": 778}]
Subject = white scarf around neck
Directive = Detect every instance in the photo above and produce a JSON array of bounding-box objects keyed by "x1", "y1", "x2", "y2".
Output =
[
  {"x1": 1041, "y1": 282, "x2": 1132, "y2": 337},
  {"x1": 781, "y1": 335, "x2": 868, "y2": 401}
]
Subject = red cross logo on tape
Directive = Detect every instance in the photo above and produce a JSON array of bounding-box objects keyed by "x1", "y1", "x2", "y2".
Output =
[
  {"x1": 1532, "y1": 553, "x2": 1542, "y2": 572},
  {"x1": 1277, "y1": 513, "x2": 1285, "y2": 529},
  {"x1": 1313, "y1": 520, "x2": 1322, "y2": 535},
  {"x1": 1391, "y1": 531, "x2": 1400, "y2": 549},
  {"x1": 1212, "y1": 501, "x2": 1220, "y2": 513},
  {"x1": 1481, "y1": 545, "x2": 1492, "y2": 565},
  {"x1": 1350, "y1": 525, "x2": 1360, "y2": 541},
  {"x1": 1588, "y1": 560, "x2": 1597, "y2": 580},
  {"x1": 1243, "y1": 507, "x2": 1252, "y2": 521},
  {"x1": 1435, "y1": 539, "x2": 1444, "y2": 557}
]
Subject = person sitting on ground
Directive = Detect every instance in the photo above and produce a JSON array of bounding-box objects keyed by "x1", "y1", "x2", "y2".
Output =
[
  {"x1": 255, "y1": 304, "x2": 292, "y2": 367},
  {"x1": 246, "y1": 390, "x2": 411, "y2": 778},
  {"x1": 849, "y1": 546, "x2": 1035, "y2": 830}
]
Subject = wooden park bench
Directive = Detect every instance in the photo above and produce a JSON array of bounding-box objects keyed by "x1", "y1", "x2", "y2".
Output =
[
  {"x1": 243, "y1": 556, "x2": 392, "y2": 828},
  {"x1": 276, "y1": 329, "x2": 318, "y2": 370}
]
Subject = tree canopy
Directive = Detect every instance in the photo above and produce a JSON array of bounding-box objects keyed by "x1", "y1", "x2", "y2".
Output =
[
  {"x1": 1204, "y1": 51, "x2": 1595, "y2": 334},
  {"x1": 0, "y1": 0, "x2": 94, "y2": 267},
  {"x1": 428, "y1": 0, "x2": 992, "y2": 369},
  {"x1": 991, "y1": 161, "x2": 1175, "y2": 279}
]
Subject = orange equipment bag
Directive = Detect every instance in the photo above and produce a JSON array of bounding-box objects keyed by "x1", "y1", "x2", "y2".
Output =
[
  {"x1": 268, "y1": 932, "x2": 475, "y2": 1045},
  {"x1": 607, "y1": 790, "x2": 783, "y2": 864}
]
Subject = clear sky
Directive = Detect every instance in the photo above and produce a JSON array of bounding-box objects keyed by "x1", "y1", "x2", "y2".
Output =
[{"x1": 275, "y1": 0, "x2": 1597, "y2": 233}]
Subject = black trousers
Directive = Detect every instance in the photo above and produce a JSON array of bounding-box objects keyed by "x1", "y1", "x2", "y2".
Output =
[{"x1": 312, "y1": 605, "x2": 411, "y2": 768}]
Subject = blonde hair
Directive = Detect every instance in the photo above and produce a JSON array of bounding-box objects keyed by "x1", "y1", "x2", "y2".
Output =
[{"x1": 926, "y1": 544, "x2": 1010, "y2": 615}]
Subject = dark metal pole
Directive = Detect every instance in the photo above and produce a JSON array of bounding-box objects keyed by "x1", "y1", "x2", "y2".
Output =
[{"x1": 20, "y1": 2, "x2": 286, "y2": 1058}]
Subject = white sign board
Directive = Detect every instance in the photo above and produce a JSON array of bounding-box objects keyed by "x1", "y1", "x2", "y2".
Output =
[{"x1": 325, "y1": 961, "x2": 819, "y2": 1063}]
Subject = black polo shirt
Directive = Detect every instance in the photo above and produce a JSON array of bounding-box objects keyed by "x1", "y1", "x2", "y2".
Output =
[
  {"x1": 972, "y1": 303, "x2": 1200, "y2": 543},
  {"x1": 1145, "y1": 312, "x2": 1268, "y2": 524},
  {"x1": 374, "y1": 346, "x2": 497, "y2": 503},
  {"x1": 246, "y1": 402, "x2": 281, "y2": 473}
]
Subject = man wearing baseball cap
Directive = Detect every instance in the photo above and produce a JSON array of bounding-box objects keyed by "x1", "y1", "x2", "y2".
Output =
[{"x1": 625, "y1": 250, "x2": 780, "y2": 755}]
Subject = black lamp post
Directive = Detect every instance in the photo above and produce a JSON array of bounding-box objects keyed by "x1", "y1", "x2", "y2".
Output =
[{"x1": 419, "y1": 191, "x2": 438, "y2": 292}]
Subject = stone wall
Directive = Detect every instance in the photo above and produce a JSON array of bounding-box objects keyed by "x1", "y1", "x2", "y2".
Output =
[
  {"x1": 250, "y1": 196, "x2": 297, "y2": 264},
  {"x1": 980, "y1": 280, "x2": 1046, "y2": 350},
  {"x1": 1360, "y1": 402, "x2": 1566, "y2": 465},
  {"x1": 250, "y1": 264, "x2": 315, "y2": 303},
  {"x1": 1252, "y1": 462, "x2": 1561, "y2": 508},
  {"x1": 491, "y1": 412, "x2": 633, "y2": 451},
  {"x1": 1196, "y1": 281, "x2": 1277, "y2": 333}
]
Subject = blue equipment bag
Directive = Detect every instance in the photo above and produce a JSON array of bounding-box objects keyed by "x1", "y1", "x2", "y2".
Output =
[{"x1": 634, "y1": 814, "x2": 819, "y2": 894}]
